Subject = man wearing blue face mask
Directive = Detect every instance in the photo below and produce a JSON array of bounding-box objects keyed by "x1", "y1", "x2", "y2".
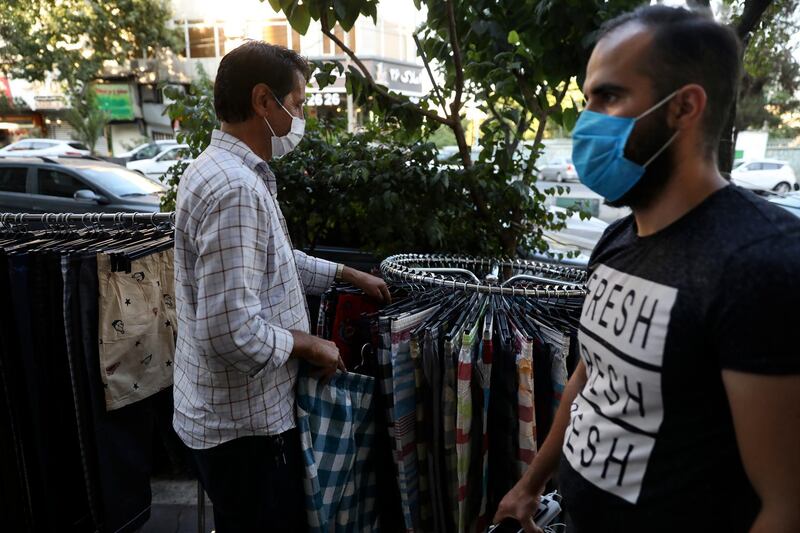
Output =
[
  {"x1": 173, "y1": 41, "x2": 390, "y2": 532},
  {"x1": 494, "y1": 6, "x2": 800, "y2": 533}
]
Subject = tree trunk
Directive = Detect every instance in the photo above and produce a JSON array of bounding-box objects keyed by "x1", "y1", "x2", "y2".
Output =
[
  {"x1": 719, "y1": 100, "x2": 737, "y2": 175},
  {"x1": 718, "y1": 0, "x2": 774, "y2": 174}
]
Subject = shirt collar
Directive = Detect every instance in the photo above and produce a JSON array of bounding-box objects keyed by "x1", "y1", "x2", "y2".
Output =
[{"x1": 209, "y1": 129, "x2": 277, "y2": 194}]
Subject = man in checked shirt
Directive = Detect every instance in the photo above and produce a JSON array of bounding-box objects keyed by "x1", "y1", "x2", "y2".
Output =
[{"x1": 173, "y1": 41, "x2": 390, "y2": 532}]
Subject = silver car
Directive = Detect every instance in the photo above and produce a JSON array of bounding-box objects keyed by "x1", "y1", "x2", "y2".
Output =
[
  {"x1": 0, "y1": 156, "x2": 164, "y2": 214},
  {"x1": 539, "y1": 157, "x2": 578, "y2": 182}
]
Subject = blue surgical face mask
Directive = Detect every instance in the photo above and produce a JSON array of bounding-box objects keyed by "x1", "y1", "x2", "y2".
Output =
[{"x1": 571, "y1": 90, "x2": 680, "y2": 202}]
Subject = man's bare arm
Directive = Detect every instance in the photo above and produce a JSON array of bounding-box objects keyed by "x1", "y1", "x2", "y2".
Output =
[{"x1": 722, "y1": 371, "x2": 800, "y2": 533}]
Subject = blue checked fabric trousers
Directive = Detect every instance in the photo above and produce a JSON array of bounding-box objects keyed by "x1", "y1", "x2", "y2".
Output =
[{"x1": 297, "y1": 366, "x2": 379, "y2": 533}]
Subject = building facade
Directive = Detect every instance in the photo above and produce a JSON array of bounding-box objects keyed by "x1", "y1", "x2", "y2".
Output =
[
  {"x1": 1, "y1": 0, "x2": 427, "y2": 154},
  {"x1": 170, "y1": 0, "x2": 427, "y2": 129}
]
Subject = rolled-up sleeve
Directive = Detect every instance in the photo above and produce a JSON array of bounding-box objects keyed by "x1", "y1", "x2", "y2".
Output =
[
  {"x1": 194, "y1": 186, "x2": 294, "y2": 376},
  {"x1": 293, "y1": 250, "x2": 339, "y2": 296}
]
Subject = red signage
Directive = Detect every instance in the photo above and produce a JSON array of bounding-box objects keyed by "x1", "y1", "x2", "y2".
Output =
[{"x1": 0, "y1": 77, "x2": 11, "y2": 101}]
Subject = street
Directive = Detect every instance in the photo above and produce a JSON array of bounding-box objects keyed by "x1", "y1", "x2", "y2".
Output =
[{"x1": 535, "y1": 179, "x2": 632, "y2": 223}]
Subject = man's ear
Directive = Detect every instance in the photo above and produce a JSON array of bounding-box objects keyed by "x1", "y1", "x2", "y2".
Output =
[
  {"x1": 670, "y1": 84, "x2": 707, "y2": 131},
  {"x1": 251, "y1": 83, "x2": 273, "y2": 118}
]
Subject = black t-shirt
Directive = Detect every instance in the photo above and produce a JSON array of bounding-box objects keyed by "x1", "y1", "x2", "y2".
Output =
[{"x1": 558, "y1": 185, "x2": 800, "y2": 532}]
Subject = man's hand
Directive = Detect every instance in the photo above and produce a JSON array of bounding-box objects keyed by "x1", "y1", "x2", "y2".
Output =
[
  {"x1": 493, "y1": 362, "x2": 588, "y2": 533},
  {"x1": 493, "y1": 476, "x2": 545, "y2": 533},
  {"x1": 341, "y1": 266, "x2": 391, "y2": 304},
  {"x1": 290, "y1": 331, "x2": 346, "y2": 379}
]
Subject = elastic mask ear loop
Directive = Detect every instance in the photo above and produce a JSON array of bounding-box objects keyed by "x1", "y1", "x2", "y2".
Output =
[
  {"x1": 643, "y1": 130, "x2": 679, "y2": 167},
  {"x1": 636, "y1": 89, "x2": 680, "y2": 120},
  {"x1": 635, "y1": 88, "x2": 681, "y2": 167},
  {"x1": 264, "y1": 115, "x2": 277, "y2": 136},
  {"x1": 268, "y1": 87, "x2": 294, "y2": 119}
]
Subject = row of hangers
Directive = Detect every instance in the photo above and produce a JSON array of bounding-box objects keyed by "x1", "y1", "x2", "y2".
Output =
[{"x1": 0, "y1": 212, "x2": 175, "y2": 273}]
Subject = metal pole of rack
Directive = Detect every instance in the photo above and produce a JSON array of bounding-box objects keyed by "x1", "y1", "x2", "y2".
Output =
[{"x1": 197, "y1": 480, "x2": 206, "y2": 533}]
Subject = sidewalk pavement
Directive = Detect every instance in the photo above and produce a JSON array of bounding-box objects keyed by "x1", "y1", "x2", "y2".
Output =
[{"x1": 139, "y1": 479, "x2": 215, "y2": 533}]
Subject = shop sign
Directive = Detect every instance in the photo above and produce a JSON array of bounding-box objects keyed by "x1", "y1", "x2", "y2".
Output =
[
  {"x1": 364, "y1": 59, "x2": 424, "y2": 95},
  {"x1": 93, "y1": 83, "x2": 135, "y2": 120},
  {"x1": 33, "y1": 95, "x2": 68, "y2": 110},
  {"x1": 306, "y1": 91, "x2": 343, "y2": 107}
]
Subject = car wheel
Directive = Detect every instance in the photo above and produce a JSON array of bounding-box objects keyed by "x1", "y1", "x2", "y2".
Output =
[
  {"x1": 556, "y1": 172, "x2": 564, "y2": 183},
  {"x1": 774, "y1": 181, "x2": 792, "y2": 194}
]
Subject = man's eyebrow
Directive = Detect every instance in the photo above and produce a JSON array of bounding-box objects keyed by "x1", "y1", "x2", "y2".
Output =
[{"x1": 585, "y1": 83, "x2": 628, "y2": 99}]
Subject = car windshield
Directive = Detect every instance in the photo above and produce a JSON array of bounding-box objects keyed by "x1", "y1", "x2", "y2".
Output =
[
  {"x1": 136, "y1": 144, "x2": 162, "y2": 159},
  {"x1": 68, "y1": 142, "x2": 89, "y2": 150},
  {"x1": 79, "y1": 165, "x2": 166, "y2": 197}
]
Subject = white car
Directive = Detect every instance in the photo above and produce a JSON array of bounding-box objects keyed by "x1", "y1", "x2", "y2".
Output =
[
  {"x1": 0, "y1": 138, "x2": 91, "y2": 157},
  {"x1": 731, "y1": 159, "x2": 798, "y2": 194},
  {"x1": 117, "y1": 139, "x2": 178, "y2": 162},
  {"x1": 541, "y1": 205, "x2": 609, "y2": 261},
  {"x1": 126, "y1": 144, "x2": 192, "y2": 183}
]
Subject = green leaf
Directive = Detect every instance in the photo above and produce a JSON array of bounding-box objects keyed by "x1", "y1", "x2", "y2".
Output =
[
  {"x1": 562, "y1": 105, "x2": 578, "y2": 132},
  {"x1": 266, "y1": 0, "x2": 282, "y2": 12},
  {"x1": 287, "y1": 3, "x2": 311, "y2": 34},
  {"x1": 333, "y1": 0, "x2": 348, "y2": 20},
  {"x1": 507, "y1": 30, "x2": 520, "y2": 45},
  {"x1": 340, "y1": 1, "x2": 362, "y2": 31},
  {"x1": 366, "y1": 1, "x2": 377, "y2": 24}
]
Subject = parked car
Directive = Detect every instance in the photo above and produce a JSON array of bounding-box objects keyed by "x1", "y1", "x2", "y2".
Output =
[
  {"x1": 731, "y1": 159, "x2": 798, "y2": 194},
  {"x1": 436, "y1": 145, "x2": 483, "y2": 166},
  {"x1": 0, "y1": 156, "x2": 164, "y2": 215},
  {"x1": 767, "y1": 191, "x2": 800, "y2": 218},
  {"x1": 126, "y1": 144, "x2": 192, "y2": 183},
  {"x1": 116, "y1": 139, "x2": 178, "y2": 163},
  {"x1": 539, "y1": 205, "x2": 608, "y2": 262},
  {"x1": 0, "y1": 138, "x2": 91, "y2": 157},
  {"x1": 539, "y1": 157, "x2": 578, "y2": 182}
]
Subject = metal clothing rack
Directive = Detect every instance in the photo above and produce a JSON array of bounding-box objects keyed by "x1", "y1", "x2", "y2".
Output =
[
  {"x1": 0, "y1": 211, "x2": 175, "y2": 227},
  {"x1": 380, "y1": 253, "x2": 588, "y2": 297},
  {"x1": 0, "y1": 211, "x2": 208, "y2": 533}
]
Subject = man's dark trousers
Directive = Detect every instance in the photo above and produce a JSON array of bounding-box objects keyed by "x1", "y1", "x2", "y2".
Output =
[{"x1": 190, "y1": 429, "x2": 307, "y2": 532}]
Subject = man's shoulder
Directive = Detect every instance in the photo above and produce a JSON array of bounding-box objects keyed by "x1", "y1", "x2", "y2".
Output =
[
  {"x1": 708, "y1": 185, "x2": 800, "y2": 257},
  {"x1": 180, "y1": 146, "x2": 269, "y2": 203}
]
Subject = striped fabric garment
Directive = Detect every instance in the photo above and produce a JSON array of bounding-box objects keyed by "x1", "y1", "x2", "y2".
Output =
[
  {"x1": 442, "y1": 333, "x2": 464, "y2": 532},
  {"x1": 551, "y1": 337, "x2": 569, "y2": 423},
  {"x1": 455, "y1": 319, "x2": 480, "y2": 533},
  {"x1": 473, "y1": 337, "x2": 493, "y2": 533},
  {"x1": 410, "y1": 333, "x2": 433, "y2": 531},
  {"x1": 316, "y1": 290, "x2": 329, "y2": 337},
  {"x1": 512, "y1": 324, "x2": 537, "y2": 476},
  {"x1": 390, "y1": 307, "x2": 439, "y2": 532},
  {"x1": 423, "y1": 327, "x2": 449, "y2": 533},
  {"x1": 376, "y1": 317, "x2": 394, "y2": 444}
]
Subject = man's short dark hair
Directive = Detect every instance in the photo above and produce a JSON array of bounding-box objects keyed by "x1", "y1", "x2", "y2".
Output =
[
  {"x1": 214, "y1": 40, "x2": 310, "y2": 123},
  {"x1": 598, "y1": 5, "x2": 742, "y2": 155}
]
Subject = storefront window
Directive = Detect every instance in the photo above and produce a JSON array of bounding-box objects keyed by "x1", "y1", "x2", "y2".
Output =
[
  {"x1": 383, "y1": 23, "x2": 407, "y2": 62},
  {"x1": 188, "y1": 24, "x2": 216, "y2": 58},
  {"x1": 321, "y1": 24, "x2": 351, "y2": 55},
  {"x1": 263, "y1": 24, "x2": 289, "y2": 49}
]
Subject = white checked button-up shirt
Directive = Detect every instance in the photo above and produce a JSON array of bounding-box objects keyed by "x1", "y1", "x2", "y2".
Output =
[{"x1": 173, "y1": 129, "x2": 339, "y2": 449}]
